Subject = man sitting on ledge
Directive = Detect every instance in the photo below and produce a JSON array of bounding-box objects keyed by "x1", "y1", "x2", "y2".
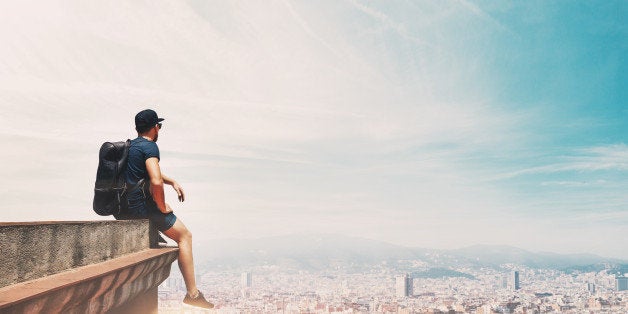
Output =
[{"x1": 115, "y1": 109, "x2": 213, "y2": 309}]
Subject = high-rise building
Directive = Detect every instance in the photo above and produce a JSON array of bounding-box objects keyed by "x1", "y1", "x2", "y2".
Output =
[
  {"x1": 166, "y1": 276, "x2": 185, "y2": 292},
  {"x1": 500, "y1": 276, "x2": 508, "y2": 289},
  {"x1": 616, "y1": 277, "x2": 628, "y2": 291},
  {"x1": 241, "y1": 272, "x2": 252, "y2": 288},
  {"x1": 509, "y1": 271, "x2": 520, "y2": 291},
  {"x1": 395, "y1": 274, "x2": 413, "y2": 297},
  {"x1": 587, "y1": 283, "x2": 596, "y2": 294},
  {"x1": 241, "y1": 271, "x2": 252, "y2": 298}
]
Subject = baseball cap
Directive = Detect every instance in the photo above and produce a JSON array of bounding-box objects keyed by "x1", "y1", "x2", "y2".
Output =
[{"x1": 135, "y1": 109, "x2": 165, "y2": 129}]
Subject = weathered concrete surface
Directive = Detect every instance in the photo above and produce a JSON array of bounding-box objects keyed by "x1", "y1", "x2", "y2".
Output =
[
  {"x1": 0, "y1": 220, "x2": 150, "y2": 288},
  {"x1": 108, "y1": 287, "x2": 158, "y2": 314},
  {"x1": 0, "y1": 247, "x2": 178, "y2": 313}
]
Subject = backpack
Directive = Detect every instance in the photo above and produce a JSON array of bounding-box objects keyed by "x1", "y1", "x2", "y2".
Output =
[{"x1": 93, "y1": 139, "x2": 131, "y2": 216}]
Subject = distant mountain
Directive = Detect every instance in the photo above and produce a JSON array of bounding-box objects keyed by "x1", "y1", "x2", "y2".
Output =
[
  {"x1": 411, "y1": 268, "x2": 476, "y2": 280},
  {"x1": 195, "y1": 234, "x2": 625, "y2": 272},
  {"x1": 196, "y1": 234, "x2": 428, "y2": 271},
  {"x1": 449, "y1": 244, "x2": 621, "y2": 269}
]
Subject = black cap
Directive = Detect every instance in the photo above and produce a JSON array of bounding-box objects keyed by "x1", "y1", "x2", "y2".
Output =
[{"x1": 135, "y1": 109, "x2": 164, "y2": 130}]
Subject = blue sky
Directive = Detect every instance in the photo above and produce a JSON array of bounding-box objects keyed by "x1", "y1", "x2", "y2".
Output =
[
  {"x1": 458, "y1": 2, "x2": 627, "y2": 219},
  {"x1": 0, "y1": 1, "x2": 626, "y2": 258}
]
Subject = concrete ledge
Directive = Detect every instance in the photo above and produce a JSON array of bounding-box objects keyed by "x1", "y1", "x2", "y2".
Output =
[
  {"x1": 0, "y1": 247, "x2": 179, "y2": 313},
  {"x1": 0, "y1": 220, "x2": 151, "y2": 288}
]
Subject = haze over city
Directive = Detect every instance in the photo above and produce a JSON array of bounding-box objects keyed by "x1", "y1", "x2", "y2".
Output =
[{"x1": 1, "y1": 1, "x2": 626, "y2": 260}]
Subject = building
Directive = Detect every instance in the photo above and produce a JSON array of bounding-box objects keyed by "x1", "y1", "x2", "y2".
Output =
[
  {"x1": 616, "y1": 277, "x2": 628, "y2": 291},
  {"x1": 241, "y1": 271, "x2": 252, "y2": 297},
  {"x1": 501, "y1": 276, "x2": 508, "y2": 289},
  {"x1": 166, "y1": 275, "x2": 185, "y2": 292},
  {"x1": 241, "y1": 271, "x2": 252, "y2": 288},
  {"x1": 509, "y1": 271, "x2": 520, "y2": 291},
  {"x1": 587, "y1": 283, "x2": 596, "y2": 294},
  {"x1": 395, "y1": 274, "x2": 413, "y2": 297}
]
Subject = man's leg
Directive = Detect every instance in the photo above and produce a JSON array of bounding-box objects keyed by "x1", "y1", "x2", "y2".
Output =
[{"x1": 162, "y1": 218, "x2": 198, "y2": 295}]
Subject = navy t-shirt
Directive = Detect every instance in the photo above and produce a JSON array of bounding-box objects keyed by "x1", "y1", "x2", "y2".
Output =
[
  {"x1": 118, "y1": 136, "x2": 177, "y2": 231},
  {"x1": 126, "y1": 137, "x2": 160, "y2": 199}
]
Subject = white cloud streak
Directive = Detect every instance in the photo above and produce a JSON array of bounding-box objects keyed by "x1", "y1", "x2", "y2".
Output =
[
  {"x1": 493, "y1": 144, "x2": 628, "y2": 180},
  {"x1": 344, "y1": 0, "x2": 439, "y2": 49},
  {"x1": 456, "y1": 0, "x2": 515, "y2": 36}
]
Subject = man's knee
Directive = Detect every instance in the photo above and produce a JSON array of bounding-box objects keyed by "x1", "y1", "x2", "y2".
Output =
[{"x1": 181, "y1": 228, "x2": 192, "y2": 242}]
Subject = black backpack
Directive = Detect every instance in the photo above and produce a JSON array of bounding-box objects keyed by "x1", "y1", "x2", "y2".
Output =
[{"x1": 93, "y1": 140, "x2": 131, "y2": 216}]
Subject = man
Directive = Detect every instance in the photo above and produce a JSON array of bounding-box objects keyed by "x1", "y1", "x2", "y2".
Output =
[{"x1": 115, "y1": 109, "x2": 213, "y2": 309}]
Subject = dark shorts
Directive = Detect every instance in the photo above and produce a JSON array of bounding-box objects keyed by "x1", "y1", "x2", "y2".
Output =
[{"x1": 114, "y1": 194, "x2": 177, "y2": 232}]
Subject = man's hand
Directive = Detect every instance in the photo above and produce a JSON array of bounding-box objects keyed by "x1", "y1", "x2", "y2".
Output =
[
  {"x1": 173, "y1": 182, "x2": 185, "y2": 202},
  {"x1": 163, "y1": 174, "x2": 186, "y2": 202}
]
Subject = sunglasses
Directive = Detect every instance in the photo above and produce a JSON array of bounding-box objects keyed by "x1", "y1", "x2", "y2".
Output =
[{"x1": 157, "y1": 123, "x2": 162, "y2": 129}]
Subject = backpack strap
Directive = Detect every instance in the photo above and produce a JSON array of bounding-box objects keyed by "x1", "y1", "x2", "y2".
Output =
[{"x1": 117, "y1": 139, "x2": 131, "y2": 175}]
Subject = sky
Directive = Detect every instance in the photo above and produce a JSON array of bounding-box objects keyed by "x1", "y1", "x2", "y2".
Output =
[{"x1": 0, "y1": 1, "x2": 627, "y2": 259}]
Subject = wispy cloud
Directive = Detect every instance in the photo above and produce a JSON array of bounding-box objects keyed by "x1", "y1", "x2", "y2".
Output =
[
  {"x1": 344, "y1": 0, "x2": 438, "y2": 49},
  {"x1": 492, "y1": 144, "x2": 628, "y2": 180},
  {"x1": 455, "y1": 0, "x2": 515, "y2": 36},
  {"x1": 540, "y1": 180, "x2": 606, "y2": 187},
  {"x1": 279, "y1": 0, "x2": 344, "y2": 59}
]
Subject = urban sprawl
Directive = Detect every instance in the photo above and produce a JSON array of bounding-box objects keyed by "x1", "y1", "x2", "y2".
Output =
[{"x1": 159, "y1": 263, "x2": 628, "y2": 313}]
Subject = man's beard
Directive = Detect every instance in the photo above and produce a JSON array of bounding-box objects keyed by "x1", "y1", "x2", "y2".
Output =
[{"x1": 154, "y1": 133, "x2": 158, "y2": 142}]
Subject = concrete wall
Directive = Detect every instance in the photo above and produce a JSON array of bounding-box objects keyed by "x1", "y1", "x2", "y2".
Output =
[
  {"x1": 0, "y1": 247, "x2": 178, "y2": 313},
  {"x1": 0, "y1": 220, "x2": 150, "y2": 288}
]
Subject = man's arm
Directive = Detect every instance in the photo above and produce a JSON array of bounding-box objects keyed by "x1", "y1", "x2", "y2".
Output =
[
  {"x1": 146, "y1": 157, "x2": 172, "y2": 213},
  {"x1": 162, "y1": 174, "x2": 185, "y2": 202}
]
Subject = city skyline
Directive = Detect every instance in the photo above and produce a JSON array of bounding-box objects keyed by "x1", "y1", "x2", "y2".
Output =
[
  {"x1": 159, "y1": 255, "x2": 628, "y2": 312},
  {"x1": 0, "y1": 1, "x2": 627, "y2": 259}
]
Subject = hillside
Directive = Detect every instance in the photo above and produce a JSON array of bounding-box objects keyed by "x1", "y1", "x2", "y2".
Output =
[{"x1": 196, "y1": 234, "x2": 625, "y2": 272}]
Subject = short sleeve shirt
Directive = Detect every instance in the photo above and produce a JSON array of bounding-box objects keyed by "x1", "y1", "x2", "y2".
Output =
[
  {"x1": 125, "y1": 137, "x2": 160, "y2": 196},
  {"x1": 118, "y1": 136, "x2": 177, "y2": 231}
]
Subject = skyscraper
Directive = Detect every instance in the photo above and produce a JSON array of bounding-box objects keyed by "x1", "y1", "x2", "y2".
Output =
[
  {"x1": 500, "y1": 276, "x2": 508, "y2": 289},
  {"x1": 241, "y1": 272, "x2": 252, "y2": 288},
  {"x1": 395, "y1": 274, "x2": 413, "y2": 297},
  {"x1": 241, "y1": 271, "x2": 252, "y2": 297},
  {"x1": 509, "y1": 271, "x2": 520, "y2": 291},
  {"x1": 616, "y1": 277, "x2": 628, "y2": 291}
]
